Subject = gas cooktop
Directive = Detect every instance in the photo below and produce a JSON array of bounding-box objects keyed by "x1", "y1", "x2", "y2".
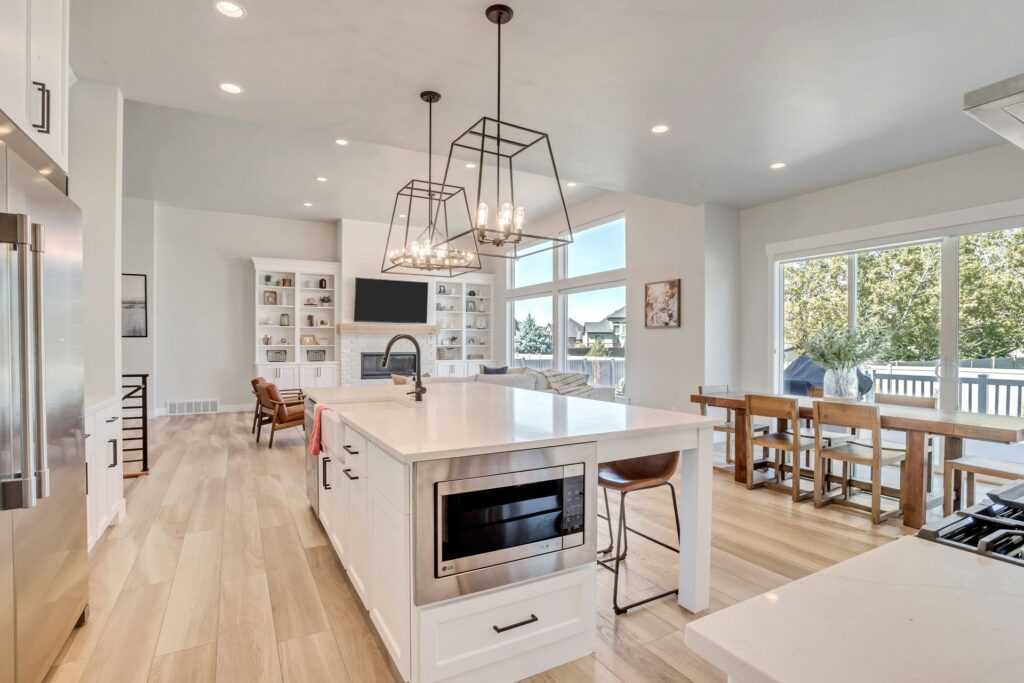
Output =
[{"x1": 918, "y1": 480, "x2": 1024, "y2": 567}]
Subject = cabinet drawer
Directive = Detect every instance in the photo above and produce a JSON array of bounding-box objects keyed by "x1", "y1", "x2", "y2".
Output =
[
  {"x1": 367, "y1": 442, "x2": 408, "y2": 514},
  {"x1": 341, "y1": 424, "x2": 367, "y2": 473},
  {"x1": 417, "y1": 565, "x2": 595, "y2": 682}
]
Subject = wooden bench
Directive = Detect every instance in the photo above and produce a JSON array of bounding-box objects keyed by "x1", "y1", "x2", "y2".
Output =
[{"x1": 944, "y1": 455, "x2": 1024, "y2": 515}]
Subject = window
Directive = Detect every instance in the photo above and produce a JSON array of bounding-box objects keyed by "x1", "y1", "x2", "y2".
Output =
[
  {"x1": 782, "y1": 255, "x2": 848, "y2": 366},
  {"x1": 566, "y1": 217, "x2": 625, "y2": 278},
  {"x1": 565, "y1": 286, "x2": 625, "y2": 391},
  {"x1": 512, "y1": 241, "x2": 553, "y2": 288},
  {"x1": 511, "y1": 297, "x2": 553, "y2": 369},
  {"x1": 506, "y1": 218, "x2": 627, "y2": 396},
  {"x1": 958, "y1": 227, "x2": 1024, "y2": 414}
]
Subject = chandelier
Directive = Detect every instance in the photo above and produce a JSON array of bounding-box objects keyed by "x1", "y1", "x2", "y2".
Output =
[
  {"x1": 381, "y1": 91, "x2": 480, "y2": 276},
  {"x1": 438, "y1": 4, "x2": 573, "y2": 260}
]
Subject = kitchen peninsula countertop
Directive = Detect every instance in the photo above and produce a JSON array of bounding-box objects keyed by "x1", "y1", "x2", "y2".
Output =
[
  {"x1": 685, "y1": 536, "x2": 1024, "y2": 682},
  {"x1": 305, "y1": 382, "x2": 718, "y2": 463}
]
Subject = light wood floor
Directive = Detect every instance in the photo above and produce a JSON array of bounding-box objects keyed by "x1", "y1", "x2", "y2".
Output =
[{"x1": 45, "y1": 413, "x2": 913, "y2": 683}]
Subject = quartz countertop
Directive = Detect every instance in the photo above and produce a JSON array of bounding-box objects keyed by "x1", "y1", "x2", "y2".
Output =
[
  {"x1": 685, "y1": 536, "x2": 1024, "y2": 683},
  {"x1": 305, "y1": 382, "x2": 717, "y2": 462}
]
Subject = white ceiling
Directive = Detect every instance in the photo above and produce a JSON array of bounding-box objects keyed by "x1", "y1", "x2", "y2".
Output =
[{"x1": 75, "y1": 0, "x2": 1024, "y2": 217}]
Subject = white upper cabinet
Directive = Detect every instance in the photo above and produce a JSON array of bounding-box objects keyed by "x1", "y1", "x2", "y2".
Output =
[{"x1": 0, "y1": 0, "x2": 69, "y2": 173}]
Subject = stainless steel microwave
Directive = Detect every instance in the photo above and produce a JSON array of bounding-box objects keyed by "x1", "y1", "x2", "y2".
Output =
[{"x1": 413, "y1": 443, "x2": 597, "y2": 605}]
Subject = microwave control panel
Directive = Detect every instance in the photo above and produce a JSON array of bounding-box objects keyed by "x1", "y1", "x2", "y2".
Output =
[{"x1": 561, "y1": 472, "x2": 586, "y2": 533}]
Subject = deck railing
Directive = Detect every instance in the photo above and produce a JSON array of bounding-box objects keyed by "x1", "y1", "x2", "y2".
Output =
[
  {"x1": 512, "y1": 356, "x2": 626, "y2": 389},
  {"x1": 873, "y1": 372, "x2": 1024, "y2": 417}
]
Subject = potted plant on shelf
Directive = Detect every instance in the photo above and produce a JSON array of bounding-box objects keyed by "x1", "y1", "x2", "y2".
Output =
[
  {"x1": 319, "y1": 295, "x2": 333, "y2": 307},
  {"x1": 804, "y1": 326, "x2": 886, "y2": 399}
]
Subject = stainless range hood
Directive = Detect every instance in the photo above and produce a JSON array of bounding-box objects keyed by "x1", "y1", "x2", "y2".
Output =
[{"x1": 964, "y1": 73, "x2": 1024, "y2": 149}]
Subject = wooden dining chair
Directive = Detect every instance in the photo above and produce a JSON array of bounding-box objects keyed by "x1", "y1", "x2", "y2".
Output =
[
  {"x1": 698, "y1": 385, "x2": 769, "y2": 466},
  {"x1": 256, "y1": 382, "x2": 305, "y2": 448},
  {"x1": 875, "y1": 393, "x2": 937, "y2": 493},
  {"x1": 745, "y1": 395, "x2": 815, "y2": 500},
  {"x1": 813, "y1": 400, "x2": 906, "y2": 524},
  {"x1": 943, "y1": 454, "x2": 1024, "y2": 515}
]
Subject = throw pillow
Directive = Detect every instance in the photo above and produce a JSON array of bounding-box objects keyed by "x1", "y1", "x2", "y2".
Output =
[{"x1": 481, "y1": 365, "x2": 509, "y2": 375}]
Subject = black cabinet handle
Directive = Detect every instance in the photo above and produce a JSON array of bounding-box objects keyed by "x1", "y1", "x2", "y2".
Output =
[
  {"x1": 84, "y1": 433, "x2": 91, "y2": 439},
  {"x1": 493, "y1": 614, "x2": 538, "y2": 633},
  {"x1": 106, "y1": 416, "x2": 120, "y2": 423},
  {"x1": 108, "y1": 439, "x2": 118, "y2": 468},
  {"x1": 31, "y1": 81, "x2": 50, "y2": 134},
  {"x1": 343, "y1": 445, "x2": 359, "y2": 455},
  {"x1": 322, "y1": 457, "x2": 331, "y2": 490},
  {"x1": 342, "y1": 468, "x2": 359, "y2": 481},
  {"x1": 85, "y1": 462, "x2": 88, "y2": 495}
]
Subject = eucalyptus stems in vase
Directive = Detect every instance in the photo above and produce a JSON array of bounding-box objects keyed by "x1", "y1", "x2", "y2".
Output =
[{"x1": 803, "y1": 326, "x2": 887, "y2": 399}]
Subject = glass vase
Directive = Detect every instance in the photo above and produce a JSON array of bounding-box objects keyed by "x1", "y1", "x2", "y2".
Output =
[{"x1": 824, "y1": 367, "x2": 858, "y2": 399}]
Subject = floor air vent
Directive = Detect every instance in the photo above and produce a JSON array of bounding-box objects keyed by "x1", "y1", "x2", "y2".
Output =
[{"x1": 166, "y1": 399, "x2": 219, "y2": 415}]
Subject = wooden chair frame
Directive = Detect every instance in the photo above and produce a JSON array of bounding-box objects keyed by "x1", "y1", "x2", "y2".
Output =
[
  {"x1": 251, "y1": 377, "x2": 303, "y2": 435},
  {"x1": 875, "y1": 393, "x2": 937, "y2": 493},
  {"x1": 745, "y1": 394, "x2": 814, "y2": 500},
  {"x1": 699, "y1": 385, "x2": 769, "y2": 468},
  {"x1": 255, "y1": 383, "x2": 305, "y2": 449},
  {"x1": 813, "y1": 400, "x2": 905, "y2": 524}
]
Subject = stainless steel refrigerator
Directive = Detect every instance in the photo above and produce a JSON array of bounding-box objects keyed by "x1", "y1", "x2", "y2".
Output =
[{"x1": 0, "y1": 120, "x2": 87, "y2": 682}]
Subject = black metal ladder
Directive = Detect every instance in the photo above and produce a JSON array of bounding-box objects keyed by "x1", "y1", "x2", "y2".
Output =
[{"x1": 121, "y1": 374, "x2": 149, "y2": 477}]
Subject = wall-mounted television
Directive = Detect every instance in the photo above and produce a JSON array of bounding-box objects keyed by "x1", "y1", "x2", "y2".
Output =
[{"x1": 354, "y1": 278, "x2": 429, "y2": 324}]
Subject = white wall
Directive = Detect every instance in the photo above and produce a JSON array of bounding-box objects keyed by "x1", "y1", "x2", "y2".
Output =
[
  {"x1": 738, "y1": 143, "x2": 1024, "y2": 391},
  {"x1": 493, "y1": 191, "x2": 720, "y2": 412},
  {"x1": 152, "y1": 204, "x2": 337, "y2": 410},
  {"x1": 122, "y1": 197, "x2": 156, "y2": 405},
  {"x1": 703, "y1": 204, "x2": 740, "y2": 388},
  {"x1": 70, "y1": 80, "x2": 123, "y2": 406}
]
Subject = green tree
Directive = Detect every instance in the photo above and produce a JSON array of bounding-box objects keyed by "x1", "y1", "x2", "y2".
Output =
[
  {"x1": 587, "y1": 339, "x2": 610, "y2": 357},
  {"x1": 857, "y1": 243, "x2": 940, "y2": 363},
  {"x1": 959, "y1": 228, "x2": 1024, "y2": 359},
  {"x1": 783, "y1": 256, "x2": 848, "y2": 357},
  {"x1": 514, "y1": 313, "x2": 552, "y2": 355}
]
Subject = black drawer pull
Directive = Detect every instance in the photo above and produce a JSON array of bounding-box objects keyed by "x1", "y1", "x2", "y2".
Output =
[
  {"x1": 31, "y1": 81, "x2": 51, "y2": 134},
  {"x1": 342, "y1": 468, "x2": 359, "y2": 481},
  {"x1": 322, "y1": 457, "x2": 331, "y2": 490},
  {"x1": 108, "y1": 439, "x2": 118, "y2": 468},
  {"x1": 493, "y1": 614, "x2": 538, "y2": 633},
  {"x1": 343, "y1": 445, "x2": 359, "y2": 455},
  {"x1": 106, "y1": 416, "x2": 120, "y2": 423}
]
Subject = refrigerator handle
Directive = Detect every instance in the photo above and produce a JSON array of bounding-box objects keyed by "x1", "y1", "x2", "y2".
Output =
[
  {"x1": 32, "y1": 223, "x2": 49, "y2": 500},
  {"x1": 0, "y1": 213, "x2": 37, "y2": 510}
]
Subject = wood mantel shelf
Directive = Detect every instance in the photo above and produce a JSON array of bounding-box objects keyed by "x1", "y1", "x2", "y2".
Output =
[{"x1": 336, "y1": 322, "x2": 439, "y2": 335}]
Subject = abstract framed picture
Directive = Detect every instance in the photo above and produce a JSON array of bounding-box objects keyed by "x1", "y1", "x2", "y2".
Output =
[
  {"x1": 644, "y1": 279, "x2": 680, "y2": 328},
  {"x1": 122, "y1": 273, "x2": 148, "y2": 338}
]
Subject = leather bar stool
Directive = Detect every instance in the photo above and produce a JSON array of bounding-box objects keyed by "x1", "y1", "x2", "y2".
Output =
[{"x1": 596, "y1": 451, "x2": 680, "y2": 614}]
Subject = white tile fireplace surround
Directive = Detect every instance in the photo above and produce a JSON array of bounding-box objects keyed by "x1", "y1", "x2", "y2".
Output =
[{"x1": 339, "y1": 332, "x2": 436, "y2": 386}]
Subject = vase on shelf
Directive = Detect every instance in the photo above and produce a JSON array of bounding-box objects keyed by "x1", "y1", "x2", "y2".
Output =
[
  {"x1": 263, "y1": 274, "x2": 271, "y2": 284},
  {"x1": 823, "y1": 366, "x2": 858, "y2": 399}
]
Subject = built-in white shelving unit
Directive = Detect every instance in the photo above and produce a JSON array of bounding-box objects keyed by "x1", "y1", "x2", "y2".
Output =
[
  {"x1": 253, "y1": 257, "x2": 341, "y2": 390},
  {"x1": 434, "y1": 277, "x2": 494, "y2": 377}
]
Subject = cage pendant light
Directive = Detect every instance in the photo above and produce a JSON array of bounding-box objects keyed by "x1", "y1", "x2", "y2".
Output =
[
  {"x1": 438, "y1": 4, "x2": 573, "y2": 260},
  {"x1": 381, "y1": 91, "x2": 481, "y2": 277}
]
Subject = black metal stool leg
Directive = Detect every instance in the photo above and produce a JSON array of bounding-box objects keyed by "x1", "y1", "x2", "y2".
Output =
[
  {"x1": 598, "y1": 487, "x2": 614, "y2": 555},
  {"x1": 611, "y1": 491, "x2": 628, "y2": 614}
]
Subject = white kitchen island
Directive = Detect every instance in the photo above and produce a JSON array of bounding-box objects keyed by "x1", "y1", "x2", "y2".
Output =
[{"x1": 304, "y1": 382, "x2": 717, "y2": 682}]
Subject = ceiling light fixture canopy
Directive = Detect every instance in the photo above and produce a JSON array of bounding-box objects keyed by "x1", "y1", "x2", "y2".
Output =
[
  {"x1": 438, "y1": 4, "x2": 573, "y2": 260},
  {"x1": 381, "y1": 91, "x2": 481, "y2": 277}
]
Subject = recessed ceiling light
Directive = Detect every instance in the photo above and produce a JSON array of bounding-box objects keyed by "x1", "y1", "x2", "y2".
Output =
[
  {"x1": 334, "y1": 138, "x2": 349, "y2": 146},
  {"x1": 218, "y1": 82, "x2": 244, "y2": 95},
  {"x1": 39, "y1": 168, "x2": 52, "y2": 176},
  {"x1": 213, "y1": 1, "x2": 246, "y2": 18},
  {"x1": 566, "y1": 181, "x2": 577, "y2": 187},
  {"x1": 399, "y1": 214, "x2": 407, "y2": 218},
  {"x1": 770, "y1": 161, "x2": 787, "y2": 170},
  {"x1": 650, "y1": 124, "x2": 670, "y2": 134},
  {"x1": 316, "y1": 176, "x2": 327, "y2": 182},
  {"x1": 465, "y1": 163, "x2": 476, "y2": 169},
  {"x1": 303, "y1": 202, "x2": 313, "y2": 207}
]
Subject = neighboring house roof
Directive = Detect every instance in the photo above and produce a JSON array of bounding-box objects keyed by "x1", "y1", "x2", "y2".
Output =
[
  {"x1": 606, "y1": 306, "x2": 626, "y2": 322},
  {"x1": 584, "y1": 319, "x2": 614, "y2": 334},
  {"x1": 567, "y1": 318, "x2": 584, "y2": 338}
]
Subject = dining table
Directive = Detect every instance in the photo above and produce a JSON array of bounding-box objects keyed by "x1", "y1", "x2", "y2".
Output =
[{"x1": 690, "y1": 391, "x2": 1024, "y2": 528}]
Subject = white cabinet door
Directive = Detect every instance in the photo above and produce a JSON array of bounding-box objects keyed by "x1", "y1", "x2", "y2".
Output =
[
  {"x1": 368, "y1": 487, "x2": 411, "y2": 680},
  {"x1": 344, "y1": 463, "x2": 369, "y2": 607},
  {"x1": 437, "y1": 362, "x2": 467, "y2": 377},
  {"x1": 27, "y1": 0, "x2": 67, "y2": 169},
  {"x1": 315, "y1": 365, "x2": 337, "y2": 388},
  {"x1": 328, "y1": 456, "x2": 348, "y2": 565},
  {"x1": 317, "y1": 451, "x2": 337, "y2": 548},
  {"x1": 84, "y1": 414, "x2": 106, "y2": 550},
  {"x1": 300, "y1": 365, "x2": 318, "y2": 389},
  {"x1": 0, "y1": 0, "x2": 29, "y2": 132},
  {"x1": 259, "y1": 364, "x2": 299, "y2": 389},
  {"x1": 99, "y1": 407, "x2": 124, "y2": 527}
]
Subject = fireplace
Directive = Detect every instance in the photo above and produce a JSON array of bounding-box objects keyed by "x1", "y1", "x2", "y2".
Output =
[{"x1": 361, "y1": 352, "x2": 416, "y2": 380}]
